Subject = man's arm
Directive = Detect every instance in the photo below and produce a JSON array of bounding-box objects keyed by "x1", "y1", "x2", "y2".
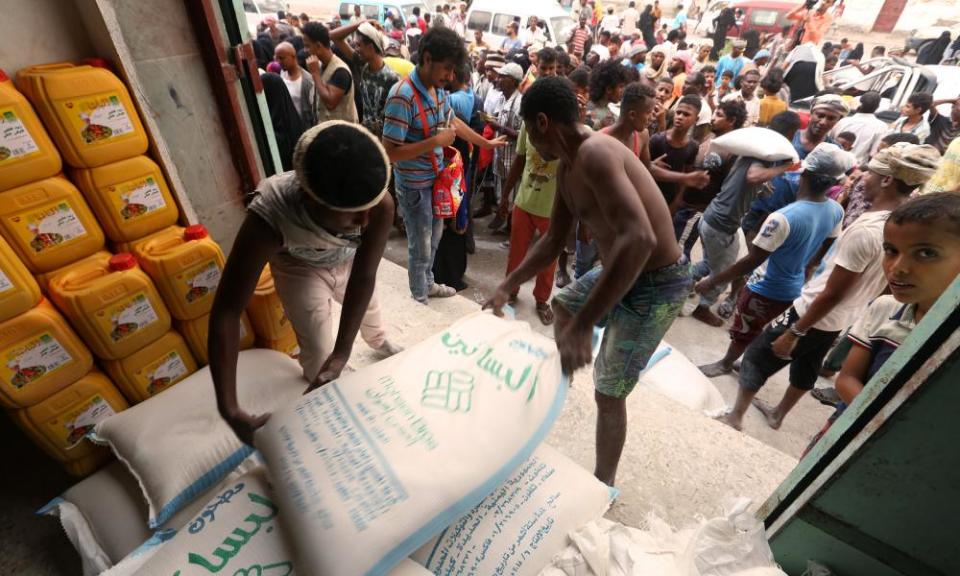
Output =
[
  {"x1": 697, "y1": 243, "x2": 771, "y2": 291},
  {"x1": 309, "y1": 195, "x2": 395, "y2": 390},
  {"x1": 746, "y1": 161, "x2": 795, "y2": 184},
  {"x1": 330, "y1": 20, "x2": 365, "y2": 61},
  {"x1": 209, "y1": 213, "x2": 280, "y2": 444},
  {"x1": 452, "y1": 116, "x2": 506, "y2": 148},
  {"x1": 786, "y1": 5, "x2": 806, "y2": 22},
  {"x1": 805, "y1": 237, "x2": 836, "y2": 279},
  {"x1": 836, "y1": 343, "x2": 872, "y2": 404},
  {"x1": 309, "y1": 63, "x2": 349, "y2": 110}
]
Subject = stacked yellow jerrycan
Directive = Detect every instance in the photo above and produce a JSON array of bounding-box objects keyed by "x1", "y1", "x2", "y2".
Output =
[
  {"x1": 179, "y1": 312, "x2": 254, "y2": 366},
  {"x1": 134, "y1": 224, "x2": 224, "y2": 321},
  {"x1": 0, "y1": 235, "x2": 42, "y2": 323},
  {"x1": 0, "y1": 176, "x2": 105, "y2": 274},
  {"x1": 247, "y1": 265, "x2": 299, "y2": 358},
  {"x1": 16, "y1": 63, "x2": 148, "y2": 168},
  {"x1": 102, "y1": 330, "x2": 197, "y2": 403},
  {"x1": 0, "y1": 69, "x2": 62, "y2": 191},
  {"x1": 47, "y1": 252, "x2": 171, "y2": 360},
  {"x1": 72, "y1": 155, "x2": 179, "y2": 243},
  {"x1": 9, "y1": 369, "x2": 127, "y2": 476},
  {"x1": 0, "y1": 299, "x2": 93, "y2": 409}
]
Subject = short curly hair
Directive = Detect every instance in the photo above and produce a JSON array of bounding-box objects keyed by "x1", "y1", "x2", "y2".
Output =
[
  {"x1": 588, "y1": 59, "x2": 629, "y2": 104},
  {"x1": 717, "y1": 99, "x2": 747, "y2": 129},
  {"x1": 520, "y1": 76, "x2": 580, "y2": 125},
  {"x1": 890, "y1": 192, "x2": 960, "y2": 236},
  {"x1": 419, "y1": 26, "x2": 467, "y2": 68}
]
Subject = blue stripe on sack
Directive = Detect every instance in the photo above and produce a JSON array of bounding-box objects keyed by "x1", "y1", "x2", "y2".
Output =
[
  {"x1": 36, "y1": 496, "x2": 65, "y2": 516},
  {"x1": 130, "y1": 528, "x2": 177, "y2": 556},
  {"x1": 642, "y1": 346, "x2": 672, "y2": 373},
  {"x1": 148, "y1": 445, "x2": 255, "y2": 528},
  {"x1": 367, "y1": 370, "x2": 570, "y2": 576}
]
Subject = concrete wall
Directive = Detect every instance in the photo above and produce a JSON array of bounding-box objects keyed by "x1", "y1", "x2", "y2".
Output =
[
  {"x1": 838, "y1": 0, "x2": 960, "y2": 32},
  {"x1": 78, "y1": 0, "x2": 250, "y2": 252},
  {"x1": 0, "y1": 0, "x2": 95, "y2": 76}
]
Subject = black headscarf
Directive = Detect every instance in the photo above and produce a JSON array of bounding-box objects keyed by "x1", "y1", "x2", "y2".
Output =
[
  {"x1": 710, "y1": 8, "x2": 736, "y2": 60},
  {"x1": 254, "y1": 33, "x2": 276, "y2": 70},
  {"x1": 640, "y1": 6, "x2": 656, "y2": 50},
  {"x1": 917, "y1": 32, "x2": 951, "y2": 65},
  {"x1": 743, "y1": 29, "x2": 761, "y2": 59},
  {"x1": 846, "y1": 42, "x2": 864, "y2": 62},
  {"x1": 260, "y1": 72, "x2": 304, "y2": 172}
]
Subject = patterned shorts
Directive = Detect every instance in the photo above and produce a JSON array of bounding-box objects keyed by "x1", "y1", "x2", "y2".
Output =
[
  {"x1": 729, "y1": 287, "x2": 792, "y2": 346},
  {"x1": 553, "y1": 258, "x2": 692, "y2": 399}
]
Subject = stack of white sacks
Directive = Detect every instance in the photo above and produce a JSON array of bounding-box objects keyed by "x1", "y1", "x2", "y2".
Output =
[{"x1": 41, "y1": 313, "x2": 785, "y2": 575}]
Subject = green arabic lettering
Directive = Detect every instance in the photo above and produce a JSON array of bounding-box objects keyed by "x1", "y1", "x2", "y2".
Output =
[
  {"x1": 186, "y1": 492, "x2": 280, "y2": 572},
  {"x1": 440, "y1": 332, "x2": 479, "y2": 356}
]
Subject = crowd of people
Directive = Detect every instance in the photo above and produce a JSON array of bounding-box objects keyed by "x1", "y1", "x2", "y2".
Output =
[{"x1": 211, "y1": 2, "x2": 960, "y2": 486}]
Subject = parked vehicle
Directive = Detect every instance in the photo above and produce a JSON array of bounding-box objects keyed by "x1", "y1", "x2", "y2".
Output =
[
  {"x1": 790, "y1": 58, "x2": 960, "y2": 124},
  {"x1": 336, "y1": 0, "x2": 430, "y2": 28},
  {"x1": 244, "y1": 0, "x2": 290, "y2": 35},
  {"x1": 465, "y1": 0, "x2": 577, "y2": 51},
  {"x1": 694, "y1": 0, "x2": 795, "y2": 39}
]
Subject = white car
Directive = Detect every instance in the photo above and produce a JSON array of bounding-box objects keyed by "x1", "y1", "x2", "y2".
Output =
[
  {"x1": 465, "y1": 0, "x2": 577, "y2": 52},
  {"x1": 243, "y1": 0, "x2": 290, "y2": 36}
]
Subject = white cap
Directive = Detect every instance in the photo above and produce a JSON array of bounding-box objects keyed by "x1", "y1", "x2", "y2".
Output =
[{"x1": 496, "y1": 62, "x2": 524, "y2": 82}]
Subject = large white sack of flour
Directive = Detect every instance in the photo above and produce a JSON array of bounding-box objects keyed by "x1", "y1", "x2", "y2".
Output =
[
  {"x1": 412, "y1": 443, "x2": 613, "y2": 576},
  {"x1": 40, "y1": 455, "x2": 265, "y2": 575},
  {"x1": 639, "y1": 344, "x2": 727, "y2": 415},
  {"x1": 92, "y1": 349, "x2": 307, "y2": 528},
  {"x1": 709, "y1": 127, "x2": 800, "y2": 162},
  {"x1": 98, "y1": 466, "x2": 433, "y2": 576},
  {"x1": 256, "y1": 313, "x2": 567, "y2": 576}
]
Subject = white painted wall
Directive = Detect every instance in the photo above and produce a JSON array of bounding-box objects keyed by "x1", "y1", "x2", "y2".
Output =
[{"x1": 0, "y1": 0, "x2": 95, "y2": 76}]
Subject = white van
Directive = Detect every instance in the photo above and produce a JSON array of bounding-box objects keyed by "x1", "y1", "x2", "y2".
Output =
[{"x1": 466, "y1": 0, "x2": 577, "y2": 51}]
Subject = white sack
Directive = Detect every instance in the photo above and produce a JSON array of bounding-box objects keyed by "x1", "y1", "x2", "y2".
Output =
[
  {"x1": 412, "y1": 443, "x2": 614, "y2": 576},
  {"x1": 92, "y1": 349, "x2": 307, "y2": 528},
  {"x1": 639, "y1": 344, "x2": 727, "y2": 415},
  {"x1": 256, "y1": 313, "x2": 567, "y2": 576},
  {"x1": 709, "y1": 127, "x2": 800, "y2": 163},
  {"x1": 539, "y1": 499, "x2": 787, "y2": 576}
]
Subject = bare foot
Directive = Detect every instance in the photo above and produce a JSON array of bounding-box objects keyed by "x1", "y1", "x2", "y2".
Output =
[
  {"x1": 372, "y1": 340, "x2": 403, "y2": 359},
  {"x1": 535, "y1": 302, "x2": 554, "y2": 326},
  {"x1": 752, "y1": 398, "x2": 783, "y2": 430},
  {"x1": 692, "y1": 305, "x2": 724, "y2": 327},
  {"x1": 699, "y1": 360, "x2": 732, "y2": 378},
  {"x1": 715, "y1": 412, "x2": 742, "y2": 431}
]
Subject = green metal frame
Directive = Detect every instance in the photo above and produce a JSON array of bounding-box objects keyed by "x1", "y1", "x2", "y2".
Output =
[{"x1": 760, "y1": 276, "x2": 960, "y2": 575}]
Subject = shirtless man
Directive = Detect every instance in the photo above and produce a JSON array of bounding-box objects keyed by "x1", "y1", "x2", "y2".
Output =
[{"x1": 486, "y1": 77, "x2": 692, "y2": 486}]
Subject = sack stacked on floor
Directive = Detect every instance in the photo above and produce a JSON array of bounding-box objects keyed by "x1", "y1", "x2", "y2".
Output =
[{"x1": 255, "y1": 313, "x2": 568, "y2": 576}]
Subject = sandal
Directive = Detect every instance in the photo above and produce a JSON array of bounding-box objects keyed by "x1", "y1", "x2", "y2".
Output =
[
  {"x1": 428, "y1": 283, "x2": 457, "y2": 298},
  {"x1": 536, "y1": 302, "x2": 554, "y2": 326}
]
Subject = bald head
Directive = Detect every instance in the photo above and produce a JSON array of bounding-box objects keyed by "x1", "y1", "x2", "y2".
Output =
[{"x1": 274, "y1": 41, "x2": 298, "y2": 73}]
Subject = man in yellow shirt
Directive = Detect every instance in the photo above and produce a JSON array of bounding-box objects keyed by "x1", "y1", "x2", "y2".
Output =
[{"x1": 758, "y1": 72, "x2": 787, "y2": 127}]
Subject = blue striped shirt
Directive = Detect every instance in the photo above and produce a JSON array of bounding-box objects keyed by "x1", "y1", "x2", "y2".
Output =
[{"x1": 382, "y1": 68, "x2": 452, "y2": 189}]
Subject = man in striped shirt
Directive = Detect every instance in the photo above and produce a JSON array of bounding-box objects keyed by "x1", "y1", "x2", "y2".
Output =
[
  {"x1": 568, "y1": 15, "x2": 592, "y2": 59},
  {"x1": 382, "y1": 27, "x2": 505, "y2": 303}
]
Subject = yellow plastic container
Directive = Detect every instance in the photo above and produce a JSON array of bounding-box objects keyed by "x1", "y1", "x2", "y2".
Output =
[
  {"x1": 0, "y1": 69, "x2": 62, "y2": 191},
  {"x1": 0, "y1": 176, "x2": 105, "y2": 274},
  {"x1": 102, "y1": 329, "x2": 197, "y2": 403},
  {"x1": 72, "y1": 155, "x2": 179, "y2": 243},
  {"x1": 178, "y1": 311, "x2": 253, "y2": 366},
  {"x1": 113, "y1": 224, "x2": 182, "y2": 255},
  {"x1": 9, "y1": 369, "x2": 127, "y2": 474},
  {"x1": 34, "y1": 250, "x2": 112, "y2": 295},
  {"x1": 48, "y1": 252, "x2": 171, "y2": 360},
  {"x1": 0, "y1": 299, "x2": 94, "y2": 409},
  {"x1": 0, "y1": 235, "x2": 41, "y2": 323},
  {"x1": 247, "y1": 265, "x2": 290, "y2": 341},
  {"x1": 18, "y1": 64, "x2": 148, "y2": 168},
  {"x1": 256, "y1": 324, "x2": 300, "y2": 358},
  {"x1": 14, "y1": 62, "x2": 77, "y2": 103},
  {"x1": 135, "y1": 224, "x2": 224, "y2": 321}
]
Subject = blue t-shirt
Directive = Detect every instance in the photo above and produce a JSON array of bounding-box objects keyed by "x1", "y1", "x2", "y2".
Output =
[
  {"x1": 714, "y1": 54, "x2": 748, "y2": 80},
  {"x1": 448, "y1": 88, "x2": 475, "y2": 123},
  {"x1": 749, "y1": 131, "x2": 838, "y2": 214},
  {"x1": 747, "y1": 199, "x2": 844, "y2": 301}
]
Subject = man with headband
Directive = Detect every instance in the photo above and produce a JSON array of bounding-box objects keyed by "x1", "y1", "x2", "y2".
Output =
[
  {"x1": 210, "y1": 121, "x2": 402, "y2": 444},
  {"x1": 732, "y1": 143, "x2": 941, "y2": 432}
]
